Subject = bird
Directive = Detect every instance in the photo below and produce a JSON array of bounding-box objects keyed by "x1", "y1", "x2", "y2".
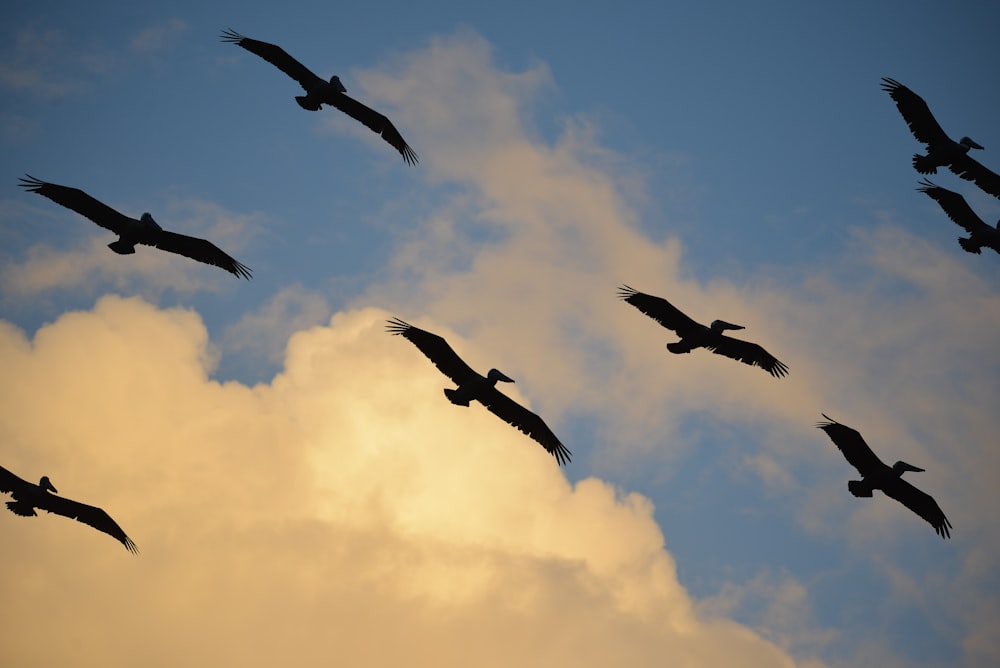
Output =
[
  {"x1": 0, "y1": 465, "x2": 138, "y2": 552},
  {"x1": 618, "y1": 285, "x2": 788, "y2": 378},
  {"x1": 19, "y1": 175, "x2": 252, "y2": 279},
  {"x1": 386, "y1": 318, "x2": 571, "y2": 465},
  {"x1": 221, "y1": 30, "x2": 418, "y2": 166},
  {"x1": 917, "y1": 179, "x2": 1000, "y2": 255},
  {"x1": 881, "y1": 77, "x2": 1000, "y2": 198},
  {"x1": 816, "y1": 415, "x2": 951, "y2": 539}
]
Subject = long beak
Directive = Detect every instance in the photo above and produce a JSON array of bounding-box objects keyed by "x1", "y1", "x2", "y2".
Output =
[
  {"x1": 961, "y1": 136, "x2": 985, "y2": 150},
  {"x1": 488, "y1": 368, "x2": 515, "y2": 383},
  {"x1": 40, "y1": 476, "x2": 58, "y2": 493},
  {"x1": 897, "y1": 461, "x2": 925, "y2": 474},
  {"x1": 710, "y1": 319, "x2": 745, "y2": 332}
]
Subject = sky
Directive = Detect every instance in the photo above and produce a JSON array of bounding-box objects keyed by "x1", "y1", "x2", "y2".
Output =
[{"x1": 1, "y1": 2, "x2": 998, "y2": 666}]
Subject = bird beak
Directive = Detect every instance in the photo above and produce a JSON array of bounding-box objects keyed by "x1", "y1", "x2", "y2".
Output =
[
  {"x1": 899, "y1": 462, "x2": 925, "y2": 473},
  {"x1": 40, "y1": 477, "x2": 58, "y2": 493},
  {"x1": 489, "y1": 369, "x2": 515, "y2": 383},
  {"x1": 962, "y1": 137, "x2": 985, "y2": 150}
]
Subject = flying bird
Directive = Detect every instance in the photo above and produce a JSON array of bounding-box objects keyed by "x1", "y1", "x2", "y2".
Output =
[
  {"x1": 917, "y1": 179, "x2": 1000, "y2": 255},
  {"x1": 19, "y1": 175, "x2": 252, "y2": 279},
  {"x1": 881, "y1": 77, "x2": 1000, "y2": 198},
  {"x1": 221, "y1": 30, "x2": 418, "y2": 166},
  {"x1": 817, "y1": 415, "x2": 951, "y2": 539},
  {"x1": 618, "y1": 285, "x2": 788, "y2": 378},
  {"x1": 387, "y1": 318, "x2": 571, "y2": 465},
  {"x1": 0, "y1": 465, "x2": 138, "y2": 552}
]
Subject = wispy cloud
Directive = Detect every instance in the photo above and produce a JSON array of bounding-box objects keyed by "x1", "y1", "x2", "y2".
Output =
[{"x1": 129, "y1": 18, "x2": 187, "y2": 54}]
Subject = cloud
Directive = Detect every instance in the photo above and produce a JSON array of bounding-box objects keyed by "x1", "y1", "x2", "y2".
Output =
[
  {"x1": 129, "y1": 19, "x2": 187, "y2": 54},
  {"x1": 0, "y1": 25, "x2": 113, "y2": 98},
  {"x1": 0, "y1": 296, "x2": 815, "y2": 668}
]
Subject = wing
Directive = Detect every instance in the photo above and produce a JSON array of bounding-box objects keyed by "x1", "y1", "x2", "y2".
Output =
[
  {"x1": 816, "y1": 415, "x2": 887, "y2": 476},
  {"x1": 880, "y1": 78, "x2": 951, "y2": 147},
  {"x1": 386, "y1": 318, "x2": 479, "y2": 386},
  {"x1": 917, "y1": 179, "x2": 991, "y2": 235},
  {"x1": 145, "y1": 230, "x2": 252, "y2": 279},
  {"x1": 618, "y1": 285, "x2": 703, "y2": 337},
  {"x1": 881, "y1": 476, "x2": 952, "y2": 539},
  {"x1": 479, "y1": 387, "x2": 572, "y2": 466},
  {"x1": 19, "y1": 175, "x2": 132, "y2": 234},
  {"x1": 36, "y1": 493, "x2": 138, "y2": 553},
  {"x1": 221, "y1": 30, "x2": 325, "y2": 92},
  {"x1": 0, "y1": 465, "x2": 31, "y2": 495},
  {"x1": 947, "y1": 154, "x2": 1000, "y2": 199},
  {"x1": 705, "y1": 335, "x2": 789, "y2": 378},
  {"x1": 327, "y1": 92, "x2": 419, "y2": 165}
]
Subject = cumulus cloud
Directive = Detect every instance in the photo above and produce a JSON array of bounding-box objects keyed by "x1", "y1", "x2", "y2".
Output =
[{"x1": 0, "y1": 296, "x2": 815, "y2": 668}]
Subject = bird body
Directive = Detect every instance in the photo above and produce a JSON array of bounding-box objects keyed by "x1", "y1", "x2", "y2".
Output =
[
  {"x1": 0, "y1": 465, "x2": 138, "y2": 552},
  {"x1": 19, "y1": 175, "x2": 252, "y2": 279},
  {"x1": 221, "y1": 30, "x2": 418, "y2": 165},
  {"x1": 618, "y1": 285, "x2": 788, "y2": 378},
  {"x1": 387, "y1": 318, "x2": 571, "y2": 465},
  {"x1": 881, "y1": 77, "x2": 1000, "y2": 197},
  {"x1": 817, "y1": 415, "x2": 951, "y2": 539}
]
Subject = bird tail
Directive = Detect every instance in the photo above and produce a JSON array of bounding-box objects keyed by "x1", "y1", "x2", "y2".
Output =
[
  {"x1": 295, "y1": 95, "x2": 321, "y2": 111},
  {"x1": 443, "y1": 388, "x2": 470, "y2": 407},
  {"x1": 847, "y1": 480, "x2": 874, "y2": 498},
  {"x1": 912, "y1": 154, "x2": 937, "y2": 174},
  {"x1": 107, "y1": 239, "x2": 136, "y2": 255},
  {"x1": 666, "y1": 340, "x2": 695, "y2": 355},
  {"x1": 958, "y1": 237, "x2": 982, "y2": 254},
  {"x1": 5, "y1": 501, "x2": 37, "y2": 517}
]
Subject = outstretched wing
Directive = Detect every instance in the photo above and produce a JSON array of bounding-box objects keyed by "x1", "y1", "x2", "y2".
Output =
[
  {"x1": 19, "y1": 175, "x2": 132, "y2": 234},
  {"x1": 705, "y1": 336, "x2": 789, "y2": 378},
  {"x1": 948, "y1": 155, "x2": 1000, "y2": 199},
  {"x1": 328, "y1": 92, "x2": 419, "y2": 165},
  {"x1": 0, "y1": 465, "x2": 32, "y2": 495},
  {"x1": 221, "y1": 29, "x2": 325, "y2": 92},
  {"x1": 36, "y1": 492, "x2": 138, "y2": 553},
  {"x1": 618, "y1": 285, "x2": 703, "y2": 337},
  {"x1": 386, "y1": 318, "x2": 479, "y2": 386},
  {"x1": 881, "y1": 78, "x2": 951, "y2": 147},
  {"x1": 881, "y1": 476, "x2": 952, "y2": 539},
  {"x1": 917, "y1": 179, "x2": 992, "y2": 235},
  {"x1": 479, "y1": 387, "x2": 572, "y2": 466},
  {"x1": 145, "y1": 231, "x2": 252, "y2": 279},
  {"x1": 816, "y1": 414, "x2": 887, "y2": 477}
]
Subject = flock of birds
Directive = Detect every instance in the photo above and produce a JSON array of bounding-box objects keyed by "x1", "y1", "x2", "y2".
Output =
[{"x1": 5, "y1": 33, "x2": 995, "y2": 553}]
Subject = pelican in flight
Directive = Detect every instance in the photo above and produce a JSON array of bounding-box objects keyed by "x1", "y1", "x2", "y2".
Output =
[
  {"x1": 19, "y1": 175, "x2": 252, "y2": 279},
  {"x1": 387, "y1": 318, "x2": 571, "y2": 465},
  {"x1": 618, "y1": 285, "x2": 788, "y2": 378},
  {"x1": 917, "y1": 179, "x2": 1000, "y2": 255},
  {"x1": 0, "y1": 465, "x2": 138, "y2": 552},
  {"x1": 881, "y1": 77, "x2": 1000, "y2": 198},
  {"x1": 221, "y1": 30, "x2": 418, "y2": 166},
  {"x1": 817, "y1": 415, "x2": 951, "y2": 539}
]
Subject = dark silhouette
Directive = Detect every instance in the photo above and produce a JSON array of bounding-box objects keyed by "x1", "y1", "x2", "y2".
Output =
[
  {"x1": 19, "y1": 175, "x2": 252, "y2": 279},
  {"x1": 0, "y1": 465, "x2": 138, "y2": 552},
  {"x1": 386, "y1": 318, "x2": 571, "y2": 465},
  {"x1": 618, "y1": 285, "x2": 788, "y2": 378},
  {"x1": 881, "y1": 77, "x2": 1000, "y2": 198},
  {"x1": 917, "y1": 179, "x2": 1000, "y2": 255},
  {"x1": 221, "y1": 30, "x2": 418, "y2": 166},
  {"x1": 817, "y1": 415, "x2": 952, "y2": 539}
]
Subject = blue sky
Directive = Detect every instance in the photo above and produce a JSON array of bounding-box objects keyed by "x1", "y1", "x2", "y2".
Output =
[{"x1": 1, "y1": 2, "x2": 998, "y2": 667}]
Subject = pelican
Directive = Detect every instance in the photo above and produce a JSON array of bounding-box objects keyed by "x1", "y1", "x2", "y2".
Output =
[
  {"x1": 618, "y1": 285, "x2": 788, "y2": 378},
  {"x1": 0, "y1": 465, "x2": 138, "y2": 552},
  {"x1": 881, "y1": 77, "x2": 1000, "y2": 198},
  {"x1": 917, "y1": 179, "x2": 1000, "y2": 255},
  {"x1": 221, "y1": 30, "x2": 418, "y2": 166},
  {"x1": 817, "y1": 415, "x2": 951, "y2": 539},
  {"x1": 386, "y1": 318, "x2": 571, "y2": 465},
  {"x1": 19, "y1": 175, "x2": 252, "y2": 279}
]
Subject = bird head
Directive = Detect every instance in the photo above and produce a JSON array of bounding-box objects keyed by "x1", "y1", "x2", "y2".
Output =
[
  {"x1": 710, "y1": 319, "x2": 745, "y2": 332},
  {"x1": 329, "y1": 75, "x2": 347, "y2": 93},
  {"x1": 38, "y1": 476, "x2": 58, "y2": 493},
  {"x1": 959, "y1": 136, "x2": 984, "y2": 150},
  {"x1": 892, "y1": 461, "x2": 925, "y2": 476},
  {"x1": 139, "y1": 212, "x2": 163, "y2": 232},
  {"x1": 487, "y1": 368, "x2": 515, "y2": 384}
]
